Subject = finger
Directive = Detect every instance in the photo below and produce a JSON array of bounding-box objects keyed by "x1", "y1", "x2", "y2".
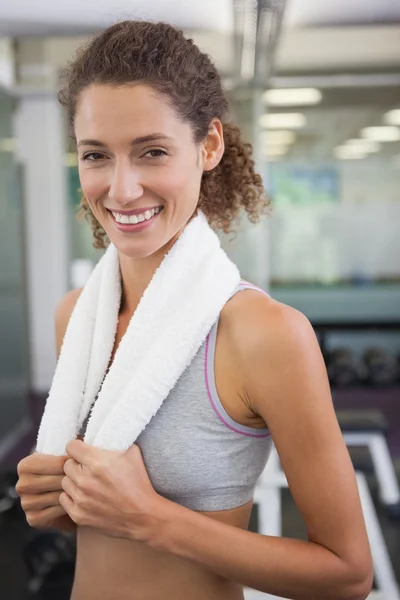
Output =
[
  {"x1": 16, "y1": 474, "x2": 64, "y2": 495},
  {"x1": 66, "y1": 440, "x2": 98, "y2": 466},
  {"x1": 59, "y1": 492, "x2": 75, "y2": 517},
  {"x1": 63, "y1": 458, "x2": 82, "y2": 484},
  {"x1": 26, "y1": 504, "x2": 66, "y2": 527},
  {"x1": 18, "y1": 454, "x2": 68, "y2": 476},
  {"x1": 61, "y1": 475, "x2": 80, "y2": 500},
  {"x1": 21, "y1": 491, "x2": 63, "y2": 512}
]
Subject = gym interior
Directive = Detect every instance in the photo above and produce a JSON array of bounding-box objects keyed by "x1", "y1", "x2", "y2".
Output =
[{"x1": 0, "y1": 1, "x2": 399, "y2": 599}]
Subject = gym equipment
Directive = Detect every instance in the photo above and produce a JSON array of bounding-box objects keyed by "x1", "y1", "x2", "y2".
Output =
[
  {"x1": 0, "y1": 471, "x2": 20, "y2": 521},
  {"x1": 325, "y1": 347, "x2": 360, "y2": 388},
  {"x1": 23, "y1": 530, "x2": 76, "y2": 595},
  {"x1": 253, "y1": 444, "x2": 400, "y2": 600},
  {"x1": 398, "y1": 351, "x2": 400, "y2": 382},
  {"x1": 363, "y1": 347, "x2": 398, "y2": 387},
  {"x1": 337, "y1": 409, "x2": 400, "y2": 519}
]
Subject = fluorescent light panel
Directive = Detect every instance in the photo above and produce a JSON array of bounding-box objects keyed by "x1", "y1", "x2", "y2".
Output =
[
  {"x1": 384, "y1": 109, "x2": 400, "y2": 126},
  {"x1": 264, "y1": 88, "x2": 322, "y2": 106},
  {"x1": 345, "y1": 139, "x2": 381, "y2": 153},
  {"x1": 265, "y1": 148, "x2": 288, "y2": 156},
  {"x1": 263, "y1": 145, "x2": 288, "y2": 156},
  {"x1": 259, "y1": 113, "x2": 306, "y2": 129},
  {"x1": 361, "y1": 126, "x2": 400, "y2": 142},
  {"x1": 259, "y1": 130, "x2": 296, "y2": 145},
  {"x1": 334, "y1": 145, "x2": 366, "y2": 160}
]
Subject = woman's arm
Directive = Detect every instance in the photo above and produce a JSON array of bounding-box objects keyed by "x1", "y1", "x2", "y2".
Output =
[
  {"x1": 51, "y1": 288, "x2": 83, "y2": 533},
  {"x1": 147, "y1": 294, "x2": 373, "y2": 600}
]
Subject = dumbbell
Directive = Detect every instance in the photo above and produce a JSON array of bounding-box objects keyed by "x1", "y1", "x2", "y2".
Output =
[
  {"x1": 23, "y1": 530, "x2": 76, "y2": 595},
  {"x1": 397, "y1": 351, "x2": 400, "y2": 383},
  {"x1": 0, "y1": 471, "x2": 20, "y2": 522},
  {"x1": 363, "y1": 347, "x2": 397, "y2": 387},
  {"x1": 326, "y1": 347, "x2": 360, "y2": 388}
]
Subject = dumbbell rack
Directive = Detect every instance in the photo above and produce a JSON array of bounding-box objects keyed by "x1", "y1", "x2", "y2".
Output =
[
  {"x1": 312, "y1": 320, "x2": 400, "y2": 360},
  {"x1": 322, "y1": 317, "x2": 400, "y2": 516},
  {"x1": 244, "y1": 446, "x2": 400, "y2": 600}
]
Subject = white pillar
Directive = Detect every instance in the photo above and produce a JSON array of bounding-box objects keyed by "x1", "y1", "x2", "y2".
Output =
[
  {"x1": 249, "y1": 88, "x2": 270, "y2": 291},
  {"x1": 14, "y1": 92, "x2": 69, "y2": 393}
]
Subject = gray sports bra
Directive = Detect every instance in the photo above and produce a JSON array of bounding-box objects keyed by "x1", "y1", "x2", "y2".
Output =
[{"x1": 79, "y1": 281, "x2": 272, "y2": 511}]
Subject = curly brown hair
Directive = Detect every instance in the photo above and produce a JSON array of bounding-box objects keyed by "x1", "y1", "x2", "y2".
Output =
[{"x1": 59, "y1": 20, "x2": 269, "y2": 249}]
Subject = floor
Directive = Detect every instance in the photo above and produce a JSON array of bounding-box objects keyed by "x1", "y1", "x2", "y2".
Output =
[{"x1": 0, "y1": 468, "x2": 399, "y2": 600}]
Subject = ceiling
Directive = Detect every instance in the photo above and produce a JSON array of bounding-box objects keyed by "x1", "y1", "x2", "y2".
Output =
[
  {"x1": 2, "y1": 0, "x2": 400, "y2": 38},
  {"x1": 232, "y1": 81, "x2": 400, "y2": 164},
  {"x1": 0, "y1": 0, "x2": 233, "y2": 37},
  {"x1": 281, "y1": 107, "x2": 400, "y2": 162},
  {"x1": 270, "y1": 0, "x2": 400, "y2": 163},
  {"x1": 284, "y1": 0, "x2": 400, "y2": 28}
]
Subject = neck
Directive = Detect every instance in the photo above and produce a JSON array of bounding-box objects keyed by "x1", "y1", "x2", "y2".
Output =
[{"x1": 117, "y1": 233, "x2": 181, "y2": 316}]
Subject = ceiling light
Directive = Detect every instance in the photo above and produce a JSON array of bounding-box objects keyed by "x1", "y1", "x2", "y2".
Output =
[
  {"x1": 263, "y1": 88, "x2": 322, "y2": 106},
  {"x1": 263, "y1": 145, "x2": 288, "y2": 156},
  {"x1": 345, "y1": 139, "x2": 381, "y2": 153},
  {"x1": 259, "y1": 130, "x2": 296, "y2": 145},
  {"x1": 334, "y1": 146, "x2": 367, "y2": 160},
  {"x1": 384, "y1": 109, "x2": 400, "y2": 126},
  {"x1": 361, "y1": 126, "x2": 400, "y2": 142},
  {"x1": 259, "y1": 113, "x2": 306, "y2": 129}
]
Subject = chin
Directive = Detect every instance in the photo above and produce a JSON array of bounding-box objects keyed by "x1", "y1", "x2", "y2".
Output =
[{"x1": 109, "y1": 236, "x2": 167, "y2": 259}]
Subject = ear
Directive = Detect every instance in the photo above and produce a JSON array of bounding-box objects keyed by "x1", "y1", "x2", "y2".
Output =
[{"x1": 201, "y1": 119, "x2": 225, "y2": 172}]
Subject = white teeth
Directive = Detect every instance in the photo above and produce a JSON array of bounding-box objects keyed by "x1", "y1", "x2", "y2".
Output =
[{"x1": 111, "y1": 207, "x2": 162, "y2": 224}]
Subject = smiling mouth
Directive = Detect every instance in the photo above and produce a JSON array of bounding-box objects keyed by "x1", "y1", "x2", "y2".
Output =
[{"x1": 108, "y1": 206, "x2": 164, "y2": 225}]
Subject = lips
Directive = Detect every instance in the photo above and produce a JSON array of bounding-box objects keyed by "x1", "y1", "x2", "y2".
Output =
[
  {"x1": 109, "y1": 206, "x2": 163, "y2": 231},
  {"x1": 107, "y1": 206, "x2": 163, "y2": 217}
]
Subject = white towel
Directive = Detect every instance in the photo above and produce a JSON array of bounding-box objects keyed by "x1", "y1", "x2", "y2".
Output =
[{"x1": 36, "y1": 211, "x2": 241, "y2": 455}]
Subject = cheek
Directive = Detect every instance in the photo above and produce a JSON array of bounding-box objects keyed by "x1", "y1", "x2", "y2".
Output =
[
  {"x1": 78, "y1": 167, "x2": 108, "y2": 202},
  {"x1": 158, "y1": 158, "x2": 202, "y2": 200}
]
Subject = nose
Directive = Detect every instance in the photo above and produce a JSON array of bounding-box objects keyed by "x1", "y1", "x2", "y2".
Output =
[{"x1": 108, "y1": 159, "x2": 144, "y2": 206}]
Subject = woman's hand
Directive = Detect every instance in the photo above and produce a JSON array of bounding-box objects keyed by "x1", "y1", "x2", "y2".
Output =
[
  {"x1": 60, "y1": 440, "x2": 168, "y2": 542},
  {"x1": 16, "y1": 453, "x2": 76, "y2": 531}
]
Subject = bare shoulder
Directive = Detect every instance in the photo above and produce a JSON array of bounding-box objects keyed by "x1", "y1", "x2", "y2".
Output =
[
  {"x1": 219, "y1": 287, "x2": 325, "y2": 421},
  {"x1": 54, "y1": 288, "x2": 84, "y2": 356},
  {"x1": 219, "y1": 288, "x2": 315, "y2": 366}
]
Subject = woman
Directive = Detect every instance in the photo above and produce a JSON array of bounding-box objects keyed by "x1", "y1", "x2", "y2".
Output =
[{"x1": 16, "y1": 20, "x2": 373, "y2": 600}]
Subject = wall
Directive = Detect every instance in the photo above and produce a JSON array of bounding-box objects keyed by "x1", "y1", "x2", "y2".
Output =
[
  {"x1": 0, "y1": 92, "x2": 30, "y2": 442},
  {"x1": 268, "y1": 160, "x2": 400, "y2": 285}
]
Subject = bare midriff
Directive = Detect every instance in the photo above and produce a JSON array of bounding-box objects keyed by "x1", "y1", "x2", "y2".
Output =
[
  {"x1": 70, "y1": 500, "x2": 252, "y2": 600},
  {"x1": 70, "y1": 295, "x2": 264, "y2": 599}
]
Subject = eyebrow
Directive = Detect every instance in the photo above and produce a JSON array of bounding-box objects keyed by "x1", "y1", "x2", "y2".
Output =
[{"x1": 77, "y1": 134, "x2": 173, "y2": 148}]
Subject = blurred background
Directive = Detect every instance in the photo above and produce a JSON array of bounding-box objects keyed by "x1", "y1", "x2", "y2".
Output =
[{"x1": 0, "y1": 1, "x2": 399, "y2": 598}]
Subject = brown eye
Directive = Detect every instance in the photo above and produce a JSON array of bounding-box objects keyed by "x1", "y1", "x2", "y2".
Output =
[
  {"x1": 82, "y1": 152, "x2": 106, "y2": 161},
  {"x1": 144, "y1": 149, "x2": 167, "y2": 158}
]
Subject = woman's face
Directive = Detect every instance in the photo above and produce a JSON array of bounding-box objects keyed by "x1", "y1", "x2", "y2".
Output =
[{"x1": 74, "y1": 83, "x2": 223, "y2": 258}]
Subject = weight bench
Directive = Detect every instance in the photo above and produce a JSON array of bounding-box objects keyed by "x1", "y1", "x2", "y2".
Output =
[
  {"x1": 246, "y1": 444, "x2": 400, "y2": 600},
  {"x1": 337, "y1": 409, "x2": 400, "y2": 518}
]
